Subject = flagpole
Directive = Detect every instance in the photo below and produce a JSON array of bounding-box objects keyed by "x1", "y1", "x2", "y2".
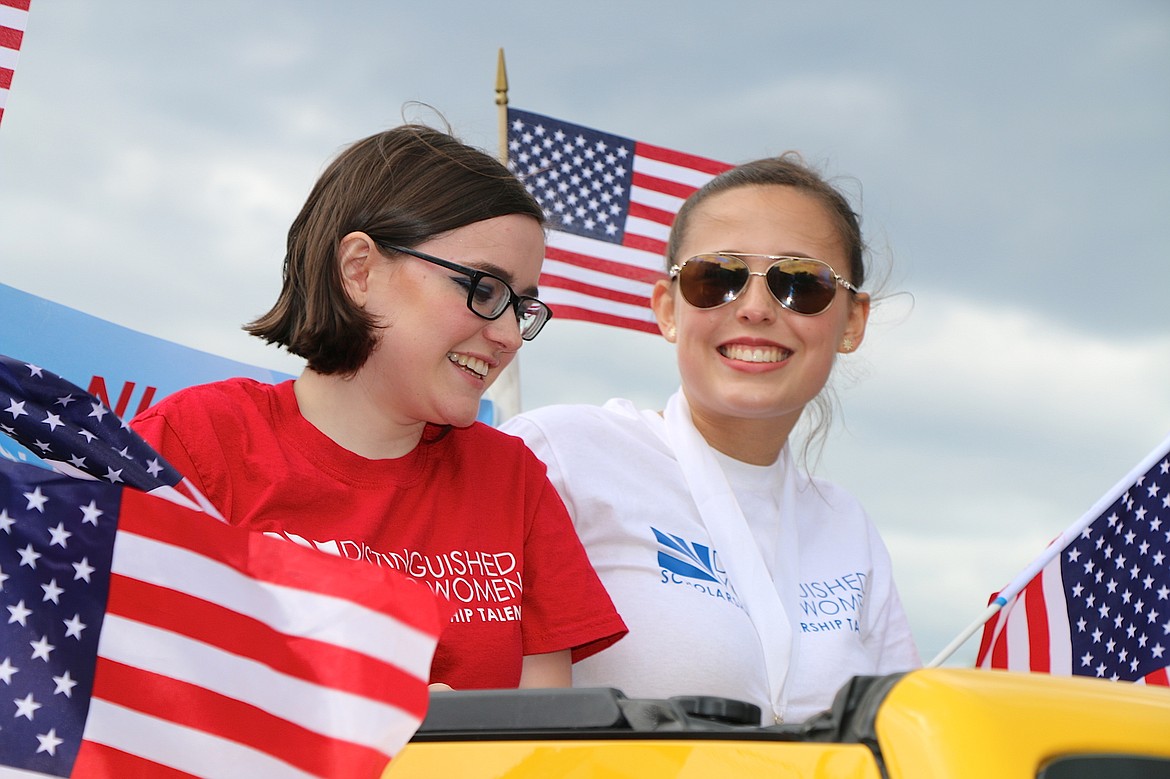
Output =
[
  {"x1": 927, "y1": 430, "x2": 1170, "y2": 667},
  {"x1": 927, "y1": 603, "x2": 1004, "y2": 668},
  {"x1": 485, "y1": 47, "x2": 523, "y2": 424}
]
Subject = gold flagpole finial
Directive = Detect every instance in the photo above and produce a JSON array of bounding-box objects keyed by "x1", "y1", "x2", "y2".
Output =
[{"x1": 496, "y1": 48, "x2": 509, "y2": 165}]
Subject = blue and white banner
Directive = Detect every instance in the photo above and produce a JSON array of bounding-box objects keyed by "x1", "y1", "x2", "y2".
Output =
[{"x1": 0, "y1": 282, "x2": 295, "y2": 467}]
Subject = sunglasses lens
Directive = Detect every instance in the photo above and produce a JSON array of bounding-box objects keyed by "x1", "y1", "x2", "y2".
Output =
[
  {"x1": 766, "y1": 260, "x2": 838, "y2": 315},
  {"x1": 678, "y1": 255, "x2": 749, "y2": 309}
]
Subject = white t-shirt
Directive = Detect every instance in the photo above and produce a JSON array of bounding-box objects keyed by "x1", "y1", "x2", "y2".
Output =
[{"x1": 501, "y1": 395, "x2": 921, "y2": 723}]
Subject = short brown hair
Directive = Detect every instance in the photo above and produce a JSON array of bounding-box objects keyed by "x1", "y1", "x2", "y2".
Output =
[
  {"x1": 666, "y1": 153, "x2": 867, "y2": 288},
  {"x1": 245, "y1": 124, "x2": 545, "y2": 374}
]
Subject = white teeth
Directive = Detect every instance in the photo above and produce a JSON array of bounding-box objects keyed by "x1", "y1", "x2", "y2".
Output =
[
  {"x1": 448, "y1": 352, "x2": 489, "y2": 378},
  {"x1": 719, "y1": 344, "x2": 790, "y2": 363}
]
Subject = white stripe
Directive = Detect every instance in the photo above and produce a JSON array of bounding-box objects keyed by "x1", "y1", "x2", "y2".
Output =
[
  {"x1": 630, "y1": 184, "x2": 688, "y2": 215},
  {"x1": 974, "y1": 603, "x2": 1008, "y2": 670},
  {"x1": 634, "y1": 155, "x2": 718, "y2": 189},
  {"x1": 111, "y1": 529, "x2": 437, "y2": 677},
  {"x1": 624, "y1": 214, "x2": 671, "y2": 244},
  {"x1": 1042, "y1": 561, "x2": 1073, "y2": 674},
  {"x1": 84, "y1": 698, "x2": 320, "y2": 779},
  {"x1": 543, "y1": 287, "x2": 659, "y2": 324},
  {"x1": 546, "y1": 231, "x2": 664, "y2": 273},
  {"x1": 179, "y1": 476, "x2": 227, "y2": 519},
  {"x1": 542, "y1": 258, "x2": 656, "y2": 298},
  {"x1": 144, "y1": 483, "x2": 204, "y2": 513},
  {"x1": 0, "y1": 5, "x2": 29, "y2": 30},
  {"x1": 98, "y1": 613, "x2": 421, "y2": 749},
  {"x1": 0, "y1": 48, "x2": 20, "y2": 68}
]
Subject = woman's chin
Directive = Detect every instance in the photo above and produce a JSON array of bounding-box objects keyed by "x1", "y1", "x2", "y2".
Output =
[{"x1": 435, "y1": 405, "x2": 484, "y2": 429}]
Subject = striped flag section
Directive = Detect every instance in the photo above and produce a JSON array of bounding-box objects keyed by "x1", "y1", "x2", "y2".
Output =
[
  {"x1": 0, "y1": 0, "x2": 30, "y2": 126},
  {"x1": 976, "y1": 433, "x2": 1170, "y2": 687},
  {"x1": 1, "y1": 460, "x2": 450, "y2": 778},
  {"x1": 507, "y1": 108, "x2": 731, "y2": 334}
]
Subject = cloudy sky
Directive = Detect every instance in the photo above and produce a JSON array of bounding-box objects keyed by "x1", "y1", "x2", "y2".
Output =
[{"x1": 2, "y1": 1, "x2": 1168, "y2": 667}]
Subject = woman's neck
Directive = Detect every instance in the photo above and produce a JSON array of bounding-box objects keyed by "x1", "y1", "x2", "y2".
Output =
[
  {"x1": 293, "y1": 369, "x2": 426, "y2": 460},
  {"x1": 685, "y1": 403, "x2": 799, "y2": 466}
]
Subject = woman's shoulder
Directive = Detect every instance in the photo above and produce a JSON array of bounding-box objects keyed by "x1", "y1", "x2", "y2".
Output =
[
  {"x1": 795, "y1": 467, "x2": 889, "y2": 542},
  {"x1": 503, "y1": 398, "x2": 645, "y2": 434},
  {"x1": 137, "y1": 377, "x2": 290, "y2": 423},
  {"x1": 499, "y1": 400, "x2": 668, "y2": 472}
]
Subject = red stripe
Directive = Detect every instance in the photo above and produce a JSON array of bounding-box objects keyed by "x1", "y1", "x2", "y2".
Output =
[
  {"x1": 974, "y1": 592, "x2": 1000, "y2": 667},
  {"x1": 0, "y1": 25, "x2": 23, "y2": 49},
  {"x1": 74, "y1": 740, "x2": 201, "y2": 779},
  {"x1": 541, "y1": 272, "x2": 652, "y2": 309},
  {"x1": 118, "y1": 489, "x2": 446, "y2": 637},
  {"x1": 628, "y1": 200, "x2": 678, "y2": 229},
  {"x1": 620, "y1": 232, "x2": 667, "y2": 256},
  {"x1": 1024, "y1": 578, "x2": 1050, "y2": 672},
  {"x1": 547, "y1": 305, "x2": 660, "y2": 334},
  {"x1": 0, "y1": 0, "x2": 32, "y2": 12},
  {"x1": 635, "y1": 141, "x2": 733, "y2": 176},
  {"x1": 105, "y1": 572, "x2": 428, "y2": 716},
  {"x1": 545, "y1": 245, "x2": 666, "y2": 284},
  {"x1": 632, "y1": 170, "x2": 702, "y2": 202},
  {"x1": 93, "y1": 658, "x2": 389, "y2": 778},
  {"x1": 0, "y1": 67, "x2": 12, "y2": 89},
  {"x1": 1144, "y1": 666, "x2": 1170, "y2": 686}
]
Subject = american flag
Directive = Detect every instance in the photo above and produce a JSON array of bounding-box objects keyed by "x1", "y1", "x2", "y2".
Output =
[
  {"x1": 1, "y1": 461, "x2": 448, "y2": 778},
  {"x1": 1, "y1": 354, "x2": 451, "y2": 776},
  {"x1": 506, "y1": 108, "x2": 731, "y2": 334},
  {"x1": 976, "y1": 434, "x2": 1170, "y2": 686},
  {"x1": 0, "y1": 0, "x2": 30, "y2": 127}
]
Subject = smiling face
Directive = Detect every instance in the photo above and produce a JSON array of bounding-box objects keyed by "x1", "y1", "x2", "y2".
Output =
[
  {"x1": 341, "y1": 213, "x2": 546, "y2": 429},
  {"x1": 652, "y1": 184, "x2": 869, "y2": 461}
]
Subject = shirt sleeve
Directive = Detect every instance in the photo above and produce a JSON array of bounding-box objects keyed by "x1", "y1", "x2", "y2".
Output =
[
  {"x1": 131, "y1": 395, "x2": 231, "y2": 519},
  {"x1": 510, "y1": 433, "x2": 627, "y2": 662}
]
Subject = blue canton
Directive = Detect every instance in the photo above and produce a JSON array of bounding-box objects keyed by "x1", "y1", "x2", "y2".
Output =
[
  {"x1": 507, "y1": 108, "x2": 636, "y2": 245},
  {"x1": 1, "y1": 464, "x2": 118, "y2": 775}
]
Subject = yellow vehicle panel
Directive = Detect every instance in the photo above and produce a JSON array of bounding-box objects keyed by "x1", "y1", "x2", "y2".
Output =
[
  {"x1": 389, "y1": 741, "x2": 879, "y2": 779},
  {"x1": 383, "y1": 668, "x2": 1170, "y2": 779},
  {"x1": 877, "y1": 668, "x2": 1170, "y2": 779}
]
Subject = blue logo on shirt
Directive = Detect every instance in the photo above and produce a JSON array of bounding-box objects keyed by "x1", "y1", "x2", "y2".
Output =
[
  {"x1": 652, "y1": 527, "x2": 743, "y2": 609},
  {"x1": 652, "y1": 527, "x2": 720, "y2": 582}
]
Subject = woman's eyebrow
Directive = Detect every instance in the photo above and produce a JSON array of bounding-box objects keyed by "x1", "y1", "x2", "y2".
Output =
[{"x1": 465, "y1": 260, "x2": 539, "y2": 297}]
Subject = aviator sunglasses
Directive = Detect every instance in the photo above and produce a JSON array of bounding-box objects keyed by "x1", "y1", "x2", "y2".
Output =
[
  {"x1": 383, "y1": 244, "x2": 553, "y2": 341},
  {"x1": 670, "y1": 252, "x2": 859, "y2": 316}
]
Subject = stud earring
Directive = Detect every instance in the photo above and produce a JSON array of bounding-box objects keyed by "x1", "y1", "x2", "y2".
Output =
[
  {"x1": 665, "y1": 326, "x2": 677, "y2": 341},
  {"x1": 840, "y1": 337, "x2": 854, "y2": 353}
]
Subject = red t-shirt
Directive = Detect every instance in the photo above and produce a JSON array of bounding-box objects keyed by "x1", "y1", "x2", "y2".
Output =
[{"x1": 131, "y1": 379, "x2": 625, "y2": 689}]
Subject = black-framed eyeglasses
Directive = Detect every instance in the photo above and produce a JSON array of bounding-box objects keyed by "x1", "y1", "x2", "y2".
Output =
[
  {"x1": 383, "y1": 244, "x2": 553, "y2": 341},
  {"x1": 669, "y1": 252, "x2": 859, "y2": 316}
]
